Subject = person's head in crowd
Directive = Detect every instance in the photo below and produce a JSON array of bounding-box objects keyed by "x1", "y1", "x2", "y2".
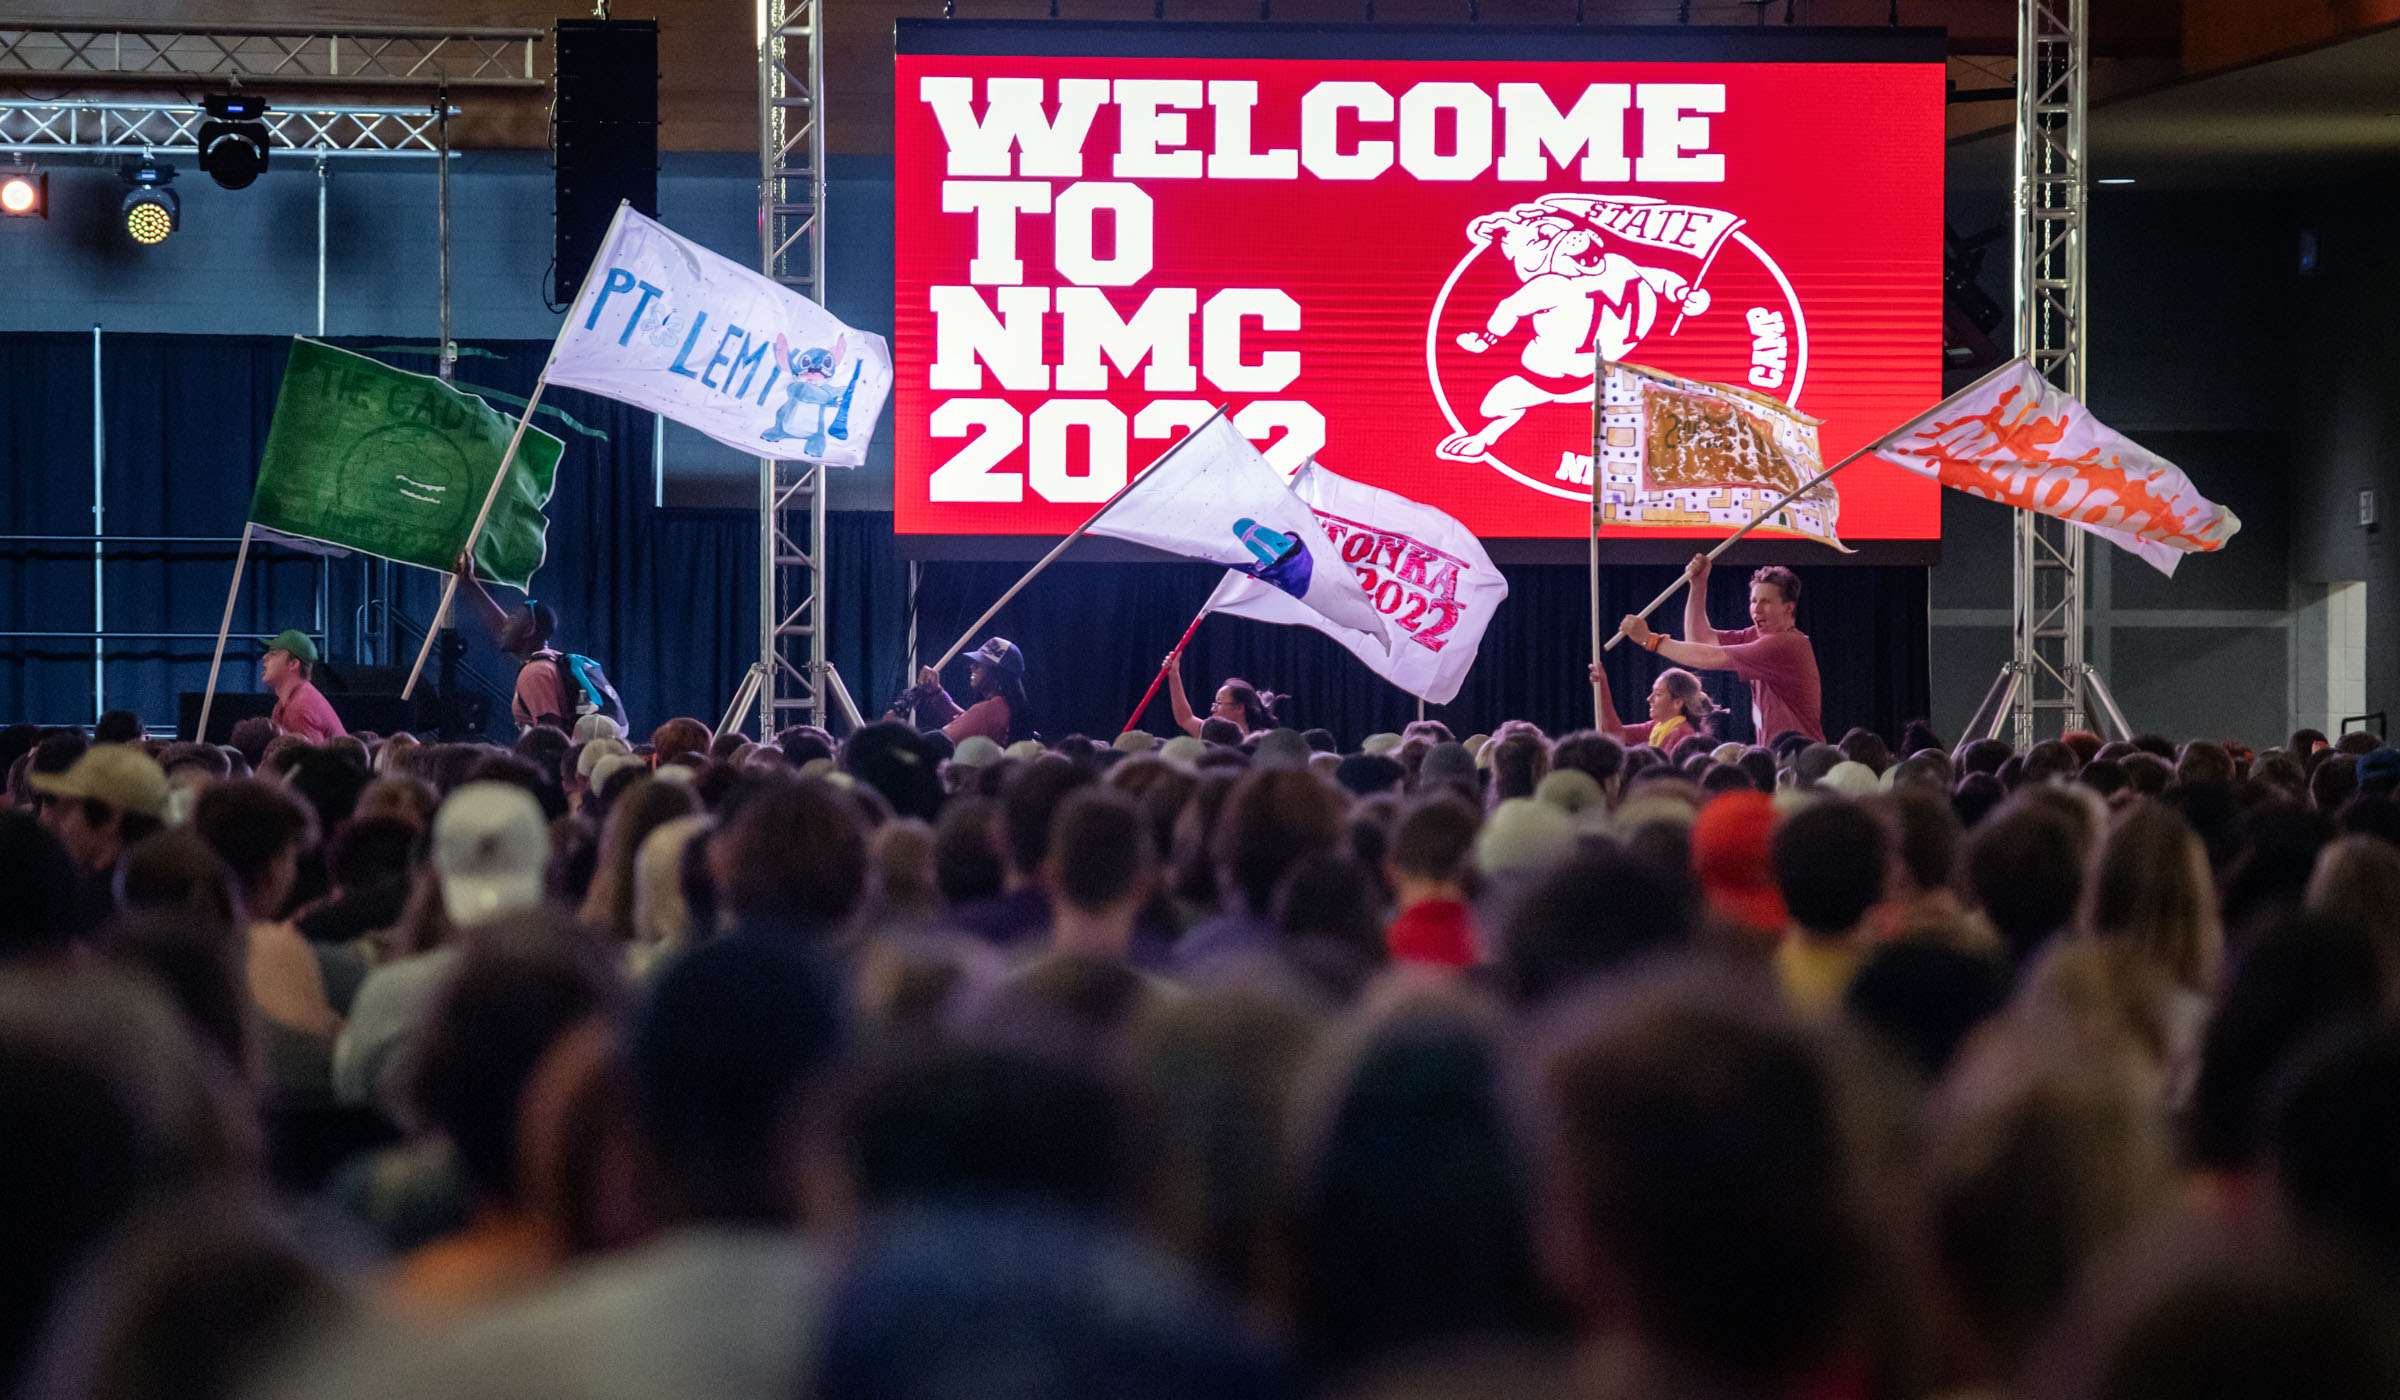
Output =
[
  {"x1": 2072, "y1": 1246, "x2": 2400, "y2": 1400},
  {"x1": 1844, "y1": 941, "x2": 2006, "y2": 1080},
  {"x1": 2334, "y1": 729, "x2": 2382, "y2": 757},
  {"x1": 1197, "y1": 715, "x2": 1243, "y2": 747},
  {"x1": 633, "y1": 933, "x2": 842, "y2": 1225},
  {"x1": 1416, "y1": 741, "x2": 1479, "y2": 801},
  {"x1": 157, "y1": 740, "x2": 229, "y2": 792},
  {"x1": 515, "y1": 723, "x2": 572, "y2": 783},
  {"x1": 1537, "y1": 973, "x2": 1875, "y2": 1393},
  {"x1": 2059, "y1": 729, "x2": 2102, "y2": 766},
  {"x1": 0, "y1": 811, "x2": 86, "y2": 961},
  {"x1": 0, "y1": 969, "x2": 255, "y2": 1395},
  {"x1": 1957, "y1": 737, "x2": 2012, "y2": 778},
  {"x1": 2130, "y1": 732, "x2": 2176, "y2": 760},
  {"x1": 372, "y1": 731, "x2": 420, "y2": 779},
  {"x1": 281, "y1": 745, "x2": 370, "y2": 834},
  {"x1": 1788, "y1": 743, "x2": 1844, "y2": 791},
  {"x1": 1403, "y1": 718, "x2": 1456, "y2": 747},
  {"x1": 1899, "y1": 718, "x2": 1943, "y2": 759},
  {"x1": 847, "y1": 1045, "x2": 1133, "y2": 1217},
  {"x1": 1334, "y1": 752, "x2": 1404, "y2": 798},
  {"x1": 2289, "y1": 726, "x2": 2332, "y2": 759},
  {"x1": 707, "y1": 777, "x2": 867, "y2": 937},
  {"x1": 1995, "y1": 753, "x2": 2028, "y2": 793},
  {"x1": 2304, "y1": 754, "x2": 2361, "y2": 811},
  {"x1": 1044, "y1": 789, "x2": 1155, "y2": 959},
  {"x1": 1882, "y1": 787, "x2": 1967, "y2": 925},
  {"x1": 545, "y1": 810, "x2": 601, "y2": 909},
  {"x1": 1292, "y1": 988, "x2": 1561, "y2": 1379},
  {"x1": 2273, "y1": 1024, "x2": 2400, "y2": 1281},
  {"x1": 1504, "y1": 842, "x2": 1691, "y2": 1004},
  {"x1": 1837, "y1": 727, "x2": 1893, "y2": 777},
  {"x1": 1268, "y1": 854, "x2": 1389, "y2": 1004},
  {"x1": 1215, "y1": 767, "x2": 1345, "y2": 918},
  {"x1": 1473, "y1": 797, "x2": 1575, "y2": 889},
  {"x1": 31, "y1": 745, "x2": 170, "y2": 879},
  {"x1": 90, "y1": 710, "x2": 143, "y2": 746},
  {"x1": 2174, "y1": 739, "x2": 2235, "y2": 788},
  {"x1": 186, "y1": 780, "x2": 312, "y2": 925},
  {"x1": 1770, "y1": 798, "x2": 1887, "y2": 1010},
  {"x1": 1689, "y1": 790, "x2": 1785, "y2": 945},
  {"x1": 2305, "y1": 834, "x2": 2400, "y2": 988},
  {"x1": 1734, "y1": 745, "x2": 1776, "y2": 794},
  {"x1": 2022, "y1": 739, "x2": 2079, "y2": 786},
  {"x1": 115, "y1": 828, "x2": 244, "y2": 929},
  {"x1": 2217, "y1": 800, "x2": 2336, "y2": 942},
  {"x1": 856, "y1": 817, "x2": 939, "y2": 937},
  {"x1": 1253, "y1": 727, "x2": 1314, "y2": 772},
  {"x1": 1203, "y1": 677, "x2": 1279, "y2": 735},
  {"x1": 1892, "y1": 748, "x2": 1953, "y2": 792},
  {"x1": 2119, "y1": 751, "x2": 2172, "y2": 797},
  {"x1": 354, "y1": 775, "x2": 438, "y2": 831},
  {"x1": 26, "y1": 732, "x2": 86, "y2": 796},
  {"x1": 2078, "y1": 756, "x2": 2128, "y2": 800},
  {"x1": 1967, "y1": 794, "x2": 2089, "y2": 967},
  {"x1": 430, "y1": 780, "x2": 551, "y2": 929},
  {"x1": 1386, "y1": 794, "x2": 1478, "y2": 906},
  {"x1": 929, "y1": 793, "x2": 1004, "y2": 909},
  {"x1": 1550, "y1": 730, "x2": 1627, "y2": 803},
  {"x1": 1301, "y1": 727, "x2": 1337, "y2": 754},
  {"x1": 2083, "y1": 802, "x2": 2221, "y2": 999},
  {"x1": 841, "y1": 720, "x2": 945, "y2": 822},
  {"x1": 774, "y1": 724, "x2": 835, "y2": 768},
  {"x1": 1485, "y1": 732, "x2": 1551, "y2": 804},
  {"x1": 2186, "y1": 914, "x2": 2382, "y2": 1174},
  {"x1": 407, "y1": 910, "x2": 620, "y2": 1226},
  {"x1": 650, "y1": 717, "x2": 713, "y2": 770},
  {"x1": 2336, "y1": 793, "x2": 2400, "y2": 847},
  {"x1": 706, "y1": 730, "x2": 745, "y2": 764},
  {"x1": 996, "y1": 756, "x2": 1097, "y2": 890},
  {"x1": 1537, "y1": 766, "x2": 1606, "y2": 814},
  {"x1": 2355, "y1": 745, "x2": 2400, "y2": 799},
  {"x1": 578, "y1": 777, "x2": 701, "y2": 943}
]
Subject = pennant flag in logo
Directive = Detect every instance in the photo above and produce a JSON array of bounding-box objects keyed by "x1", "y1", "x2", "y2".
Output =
[
  {"x1": 1207, "y1": 460, "x2": 1508, "y2": 704},
  {"x1": 1090, "y1": 413, "x2": 1390, "y2": 646},
  {"x1": 546, "y1": 205, "x2": 894, "y2": 467},
  {"x1": 249, "y1": 339, "x2": 561, "y2": 590},
  {"x1": 1876, "y1": 358, "x2": 2239, "y2": 576}
]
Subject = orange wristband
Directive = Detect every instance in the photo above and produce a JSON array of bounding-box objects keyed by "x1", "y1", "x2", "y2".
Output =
[{"x1": 1644, "y1": 633, "x2": 1663, "y2": 652}]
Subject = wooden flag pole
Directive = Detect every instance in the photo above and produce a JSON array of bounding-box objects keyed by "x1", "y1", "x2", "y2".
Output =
[
  {"x1": 402, "y1": 378, "x2": 551, "y2": 700},
  {"x1": 196, "y1": 522, "x2": 255, "y2": 743},
  {"x1": 1123, "y1": 601, "x2": 1212, "y2": 735},
  {"x1": 1599, "y1": 357, "x2": 2027, "y2": 654},
  {"x1": 930, "y1": 407, "x2": 1225, "y2": 676}
]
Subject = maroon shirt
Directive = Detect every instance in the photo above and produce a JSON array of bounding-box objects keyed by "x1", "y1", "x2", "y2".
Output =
[
  {"x1": 1712, "y1": 625, "x2": 1824, "y2": 743},
  {"x1": 272, "y1": 679, "x2": 346, "y2": 745},
  {"x1": 514, "y1": 653, "x2": 571, "y2": 731}
]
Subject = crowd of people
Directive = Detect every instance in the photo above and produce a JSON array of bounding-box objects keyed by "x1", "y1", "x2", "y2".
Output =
[{"x1": 4, "y1": 689, "x2": 2399, "y2": 1400}]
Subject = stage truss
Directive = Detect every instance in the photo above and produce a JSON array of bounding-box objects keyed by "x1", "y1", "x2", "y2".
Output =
[{"x1": 757, "y1": 0, "x2": 828, "y2": 735}]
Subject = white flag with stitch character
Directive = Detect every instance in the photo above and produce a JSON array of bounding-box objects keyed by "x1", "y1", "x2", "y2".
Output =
[
  {"x1": 1206, "y1": 461, "x2": 1507, "y2": 704},
  {"x1": 546, "y1": 204, "x2": 893, "y2": 467},
  {"x1": 1089, "y1": 412, "x2": 1391, "y2": 648}
]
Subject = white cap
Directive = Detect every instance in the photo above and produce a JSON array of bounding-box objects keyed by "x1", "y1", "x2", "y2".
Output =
[
  {"x1": 572, "y1": 712, "x2": 626, "y2": 746},
  {"x1": 1474, "y1": 797, "x2": 1577, "y2": 876},
  {"x1": 433, "y1": 782, "x2": 550, "y2": 927},
  {"x1": 1817, "y1": 761, "x2": 1882, "y2": 799},
  {"x1": 576, "y1": 736, "x2": 630, "y2": 781}
]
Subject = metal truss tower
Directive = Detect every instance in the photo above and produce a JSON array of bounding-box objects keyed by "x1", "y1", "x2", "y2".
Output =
[
  {"x1": 757, "y1": 0, "x2": 827, "y2": 733},
  {"x1": 2007, "y1": 0, "x2": 2094, "y2": 745}
]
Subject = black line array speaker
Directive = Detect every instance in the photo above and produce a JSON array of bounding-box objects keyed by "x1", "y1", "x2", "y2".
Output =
[{"x1": 553, "y1": 18, "x2": 659, "y2": 306}]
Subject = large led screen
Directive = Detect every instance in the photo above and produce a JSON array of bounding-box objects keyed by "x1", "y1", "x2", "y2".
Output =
[{"x1": 894, "y1": 22, "x2": 1946, "y2": 548}]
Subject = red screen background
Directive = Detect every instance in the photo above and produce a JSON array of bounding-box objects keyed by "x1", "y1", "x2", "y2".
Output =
[{"x1": 894, "y1": 49, "x2": 1945, "y2": 542}]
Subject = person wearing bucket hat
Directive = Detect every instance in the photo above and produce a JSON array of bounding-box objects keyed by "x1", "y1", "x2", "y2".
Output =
[
  {"x1": 259, "y1": 629, "x2": 346, "y2": 745},
  {"x1": 893, "y1": 637, "x2": 1034, "y2": 746}
]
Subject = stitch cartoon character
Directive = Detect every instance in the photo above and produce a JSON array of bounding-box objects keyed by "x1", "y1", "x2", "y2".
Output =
[
  {"x1": 760, "y1": 333, "x2": 859, "y2": 456},
  {"x1": 1436, "y1": 204, "x2": 1709, "y2": 463}
]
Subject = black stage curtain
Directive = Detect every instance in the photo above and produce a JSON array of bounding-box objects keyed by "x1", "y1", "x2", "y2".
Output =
[
  {"x1": 0, "y1": 334, "x2": 754, "y2": 735},
  {"x1": 0, "y1": 332, "x2": 1927, "y2": 745}
]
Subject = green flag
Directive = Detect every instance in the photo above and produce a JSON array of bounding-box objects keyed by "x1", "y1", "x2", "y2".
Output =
[{"x1": 250, "y1": 338, "x2": 563, "y2": 591}]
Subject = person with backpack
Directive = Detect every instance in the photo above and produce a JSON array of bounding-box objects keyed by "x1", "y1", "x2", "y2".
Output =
[{"x1": 452, "y1": 556, "x2": 628, "y2": 736}]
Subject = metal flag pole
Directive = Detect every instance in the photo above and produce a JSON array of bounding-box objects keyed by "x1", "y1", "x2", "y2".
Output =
[
  {"x1": 1589, "y1": 359, "x2": 1609, "y2": 728},
  {"x1": 1123, "y1": 601, "x2": 1212, "y2": 735}
]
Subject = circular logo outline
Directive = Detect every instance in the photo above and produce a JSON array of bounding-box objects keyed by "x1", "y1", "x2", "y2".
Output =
[{"x1": 1424, "y1": 224, "x2": 1810, "y2": 503}]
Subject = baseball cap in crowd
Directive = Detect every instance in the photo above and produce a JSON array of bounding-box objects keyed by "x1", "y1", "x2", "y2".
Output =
[
  {"x1": 1818, "y1": 761, "x2": 1883, "y2": 799},
  {"x1": 1360, "y1": 733, "x2": 1403, "y2": 757},
  {"x1": 1112, "y1": 731, "x2": 1155, "y2": 754},
  {"x1": 950, "y1": 735, "x2": 1004, "y2": 769},
  {"x1": 573, "y1": 712, "x2": 626, "y2": 746},
  {"x1": 1254, "y1": 728, "x2": 1313, "y2": 770},
  {"x1": 1463, "y1": 734, "x2": 1492, "y2": 762},
  {"x1": 2358, "y1": 747, "x2": 2400, "y2": 786},
  {"x1": 1335, "y1": 753, "x2": 1404, "y2": 797},
  {"x1": 1004, "y1": 740, "x2": 1045, "y2": 762},
  {"x1": 576, "y1": 737, "x2": 630, "y2": 781},
  {"x1": 970, "y1": 637, "x2": 1026, "y2": 676},
  {"x1": 1690, "y1": 790, "x2": 1785, "y2": 933},
  {"x1": 1419, "y1": 742, "x2": 1478, "y2": 792},
  {"x1": 1474, "y1": 798, "x2": 1576, "y2": 877},
  {"x1": 1711, "y1": 742, "x2": 1748, "y2": 767},
  {"x1": 1160, "y1": 735, "x2": 1206, "y2": 765},
  {"x1": 259, "y1": 629, "x2": 318, "y2": 664},
  {"x1": 1535, "y1": 768, "x2": 1604, "y2": 815},
  {"x1": 432, "y1": 781, "x2": 549, "y2": 926},
  {"x1": 30, "y1": 745, "x2": 170, "y2": 821}
]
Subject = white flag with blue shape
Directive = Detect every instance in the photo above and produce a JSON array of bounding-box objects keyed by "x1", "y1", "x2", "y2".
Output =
[
  {"x1": 1089, "y1": 411, "x2": 1390, "y2": 648},
  {"x1": 545, "y1": 204, "x2": 893, "y2": 467}
]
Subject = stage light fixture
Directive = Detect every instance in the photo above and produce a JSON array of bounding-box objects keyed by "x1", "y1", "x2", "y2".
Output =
[
  {"x1": 0, "y1": 167, "x2": 44, "y2": 218},
  {"x1": 197, "y1": 93, "x2": 272, "y2": 190},
  {"x1": 121, "y1": 161, "x2": 178, "y2": 245}
]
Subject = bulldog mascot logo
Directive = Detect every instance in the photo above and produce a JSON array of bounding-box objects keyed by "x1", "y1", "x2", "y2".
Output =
[{"x1": 1428, "y1": 194, "x2": 1807, "y2": 504}]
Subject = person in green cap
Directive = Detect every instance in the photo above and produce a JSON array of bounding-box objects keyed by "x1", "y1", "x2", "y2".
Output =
[{"x1": 261, "y1": 628, "x2": 346, "y2": 745}]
